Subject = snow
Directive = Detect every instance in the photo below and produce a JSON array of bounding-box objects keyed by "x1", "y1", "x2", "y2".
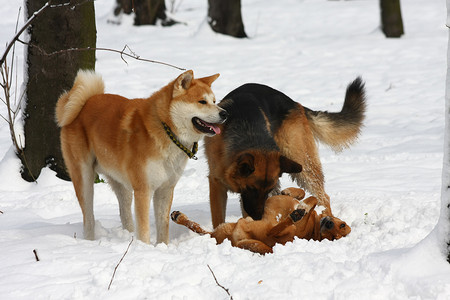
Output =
[{"x1": 1, "y1": 0, "x2": 450, "y2": 299}]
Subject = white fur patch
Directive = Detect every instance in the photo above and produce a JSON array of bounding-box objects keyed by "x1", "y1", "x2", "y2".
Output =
[{"x1": 314, "y1": 205, "x2": 326, "y2": 215}]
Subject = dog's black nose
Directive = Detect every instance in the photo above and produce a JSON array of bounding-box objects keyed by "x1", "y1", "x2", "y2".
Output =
[
  {"x1": 324, "y1": 219, "x2": 334, "y2": 230},
  {"x1": 219, "y1": 109, "x2": 228, "y2": 121}
]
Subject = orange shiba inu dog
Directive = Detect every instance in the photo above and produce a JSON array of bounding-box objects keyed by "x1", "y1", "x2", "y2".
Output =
[
  {"x1": 56, "y1": 69, "x2": 227, "y2": 244},
  {"x1": 171, "y1": 187, "x2": 351, "y2": 255}
]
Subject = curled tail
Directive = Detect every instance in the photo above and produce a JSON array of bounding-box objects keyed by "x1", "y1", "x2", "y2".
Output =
[
  {"x1": 55, "y1": 69, "x2": 105, "y2": 127},
  {"x1": 305, "y1": 77, "x2": 366, "y2": 152}
]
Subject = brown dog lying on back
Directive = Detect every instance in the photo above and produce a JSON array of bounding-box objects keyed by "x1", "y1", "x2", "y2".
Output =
[{"x1": 171, "y1": 188, "x2": 351, "y2": 254}]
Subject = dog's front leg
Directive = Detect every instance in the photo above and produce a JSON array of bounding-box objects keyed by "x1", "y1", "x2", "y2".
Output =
[
  {"x1": 134, "y1": 188, "x2": 153, "y2": 244},
  {"x1": 209, "y1": 176, "x2": 228, "y2": 228},
  {"x1": 154, "y1": 185, "x2": 175, "y2": 244}
]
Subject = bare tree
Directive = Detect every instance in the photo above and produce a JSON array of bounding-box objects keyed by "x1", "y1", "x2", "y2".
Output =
[
  {"x1": 22, "y1": 0, "x2": 96, "y2": 181},
  {"x1": 441, "y1": 0, "x2": 450, "y2": 262},
  {"x1": 380, "y1": 0, "x2": 404, "y2": 38},
  {"x1": 114, "y1": 0, "x2": 176, "y2": 26},
  {"x1": 208, "y1": 0, "x2": 247, "y2": 38}
]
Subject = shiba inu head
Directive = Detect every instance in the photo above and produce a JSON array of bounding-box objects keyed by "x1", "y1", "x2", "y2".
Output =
[
  {"x1": 170, "y1": 70, "x2": 227, "y2": 141},
  {"x1": 225, "y1": 150, "x2": 302, "y2": 220}
]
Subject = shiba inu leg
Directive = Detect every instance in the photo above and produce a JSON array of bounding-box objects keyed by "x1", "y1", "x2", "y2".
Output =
[
  {"x1": 153, "y1": 185, "x2": 175, "y2": 244},
  {"x1": 106, "y1": 176, "x2": 134, "y2": 233},
  {"x1": 70, "y1": 161, "x2": 96, "y2": 240},
  {"x1": 134, "y1": 188, "x2": 152, "y2": 243},
  {"x1": 209, "y1": 176, "x2": 228, "y2": 228}
]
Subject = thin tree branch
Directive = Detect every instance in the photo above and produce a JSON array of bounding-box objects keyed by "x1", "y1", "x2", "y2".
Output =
[
  {"x1": 21, "y1": 41, "x2": 186, "y2": 71},
  {"x1": 207, "y1": 264, "x2": 233, "y2": 300},
  {"x1": 108, "y1": 236, "x2": 134, "y2": 290},
  {"x1": 0, "y1": 1, "x2": 52, "y2": 66}
]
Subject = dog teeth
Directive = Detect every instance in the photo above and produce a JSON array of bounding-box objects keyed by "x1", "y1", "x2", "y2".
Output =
[{"x1": 196, "y1": 118, "x2": 213, "y2": 131}]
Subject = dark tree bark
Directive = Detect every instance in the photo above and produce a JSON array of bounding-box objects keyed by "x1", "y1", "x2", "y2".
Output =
[
  {"x1": 114, "y1": 0, "x2": 176, "y2": 26},
  {"x1": 208, "y1": 0, "x2": 247, "y2": 38},
  {"x1": 23, "y1": 0, "x2": 96, "y2": 181},
  {"x1": 380, "y1": 0, "x2": 404, "y2": 38}
]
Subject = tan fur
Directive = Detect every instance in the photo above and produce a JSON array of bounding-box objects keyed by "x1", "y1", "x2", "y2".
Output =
[
  {"x1": 55, "y1": 70, "x2": 105, "y2": 127},
  {"x1": 56, "y1": 69, "x2": 225, "y2": 244},
  {"x1": 171, "y1": 187, "x2": 351, "y2": 255},
  {"x1": 307, "y1": 114, "x2": 360, "y2": 152},
  {"x1": 273, "y1": 105, "x2": 331, "y2": 214}
]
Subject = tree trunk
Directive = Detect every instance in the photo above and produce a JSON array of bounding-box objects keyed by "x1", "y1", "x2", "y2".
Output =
[
  {"x1": 23, "y1": 0, "x2": 96, "y2": 181},
  {"x1": 115, "y1": 0, "x2": 175, "y2": 26},
  {"x1": 380, "y1": 0, "x2": 404, "y2": 38},
  {"x1": 443, "y1": 0, "x2": 450, "y2": 262},
  {"x1": 208, "y1": 0, "x2": 247, "y2": 38}
]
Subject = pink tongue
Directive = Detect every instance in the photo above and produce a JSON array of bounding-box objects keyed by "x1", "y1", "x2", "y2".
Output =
[{"x1": 208, "y1": 123, "x2": 221, "y2": 134}]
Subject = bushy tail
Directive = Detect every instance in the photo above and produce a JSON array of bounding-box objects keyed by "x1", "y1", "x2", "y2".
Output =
[
  {"x1": 305, "y1": 77, "x2": 366, "y2": 152},
  {"x1": 55, "y1": 69, "x2": 105, "y2": 127}
]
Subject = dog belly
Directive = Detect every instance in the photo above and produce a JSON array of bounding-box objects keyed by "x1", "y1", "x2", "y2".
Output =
[{"x1": 145, "y1": 156, "x2": 187, "y2": 189}]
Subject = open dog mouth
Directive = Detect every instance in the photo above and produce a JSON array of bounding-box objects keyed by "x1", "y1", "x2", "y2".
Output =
[{"x1": 192, "y1": 117, "x2": 221, "y2": 135}]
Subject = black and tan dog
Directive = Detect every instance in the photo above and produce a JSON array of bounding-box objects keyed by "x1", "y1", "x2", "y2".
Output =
[
  {"x1": 204, "y1": 78, "x2": 366, "y2": 227},
  {"x1": 171, "y1": 187, "x2": 351, "y2": 255}
]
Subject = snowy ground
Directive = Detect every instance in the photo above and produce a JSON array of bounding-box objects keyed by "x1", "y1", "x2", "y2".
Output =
[{"x1": 1, "y1": 0, "x2": 450, "y2": 299}]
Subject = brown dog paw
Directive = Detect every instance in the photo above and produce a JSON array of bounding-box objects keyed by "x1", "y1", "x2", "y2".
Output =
[
  {"x1": 281, "y1": 187, "x2": 306, "y2": 200},
  {"x1": 171, "y1": 211, "x2": 182, "y2": 222},
  {"x1": 289, "y1": 208, "x2": 306, "y2": 222}
]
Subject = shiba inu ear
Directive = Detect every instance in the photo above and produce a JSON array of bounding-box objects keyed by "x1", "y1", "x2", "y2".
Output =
[
  {"x1": 198, "y1": 73, "x2": 220, "y2": 86},
  {"x1": 173, "y1": 70, "x2": 194, "y2": 97},
  {"x1": 236, "y1": 153, "x2": 255, "y2": 177},
  {"x1": 279, "y1": 156, "x2": 302, "y2": 174}
]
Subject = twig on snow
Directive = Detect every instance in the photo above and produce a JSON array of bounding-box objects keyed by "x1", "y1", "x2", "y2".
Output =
[
  {"x1": 207, "y1": 264, "x2": 233, "y2": 300},
  {"x1": 33, "y1": 249, "x2": 40, "y2": 262},
  {"x1": 108, "y1": 236, "x2": 134, "y2": 290}
]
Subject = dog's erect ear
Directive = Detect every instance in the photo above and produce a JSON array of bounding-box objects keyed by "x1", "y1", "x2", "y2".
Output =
[
  {"x1": 236, "y1": 153, "x2": 255, "y2": 177},
  {"x1": 173, "y1": 70, "x2": 194, "y2": 97},
  {"x1": 279, "y1": 155, "x2": 302, "y2": 174},
  {"x1": 198, "y1": 73, "x2": 220, "y2": 86}
]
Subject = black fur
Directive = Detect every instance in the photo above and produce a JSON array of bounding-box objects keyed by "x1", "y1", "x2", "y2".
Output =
[{"x1": 219, "y1": 83, "x2": 299, "y2": 155}]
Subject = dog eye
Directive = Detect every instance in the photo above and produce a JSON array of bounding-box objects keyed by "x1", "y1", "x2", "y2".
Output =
[
  {"x1": 198, "y1": 100, "x2": 207, "y2": 104},
  {"x1": 339, "y1": 223, "x2": 346, "y2": 229}
]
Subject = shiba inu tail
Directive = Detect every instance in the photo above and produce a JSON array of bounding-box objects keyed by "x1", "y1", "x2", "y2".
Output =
[
  {"x1": 171, "y1": 211, "x2": 212, "y2": 235},
  {"x1": 55, "y1": 69, "x2": 105, "y2": 127},
  {"x1": 305, "y1": 77, "x2": 366, "y2": 152}
]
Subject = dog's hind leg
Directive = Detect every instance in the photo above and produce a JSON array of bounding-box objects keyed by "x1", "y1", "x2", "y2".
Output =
[
  {"x1": 236, "y1": 239, "x2": 273, "y2": 255},
  {"x1": 289, "y1": 153, "x2": 331, "y2": 215},
  {"x1": 106, "y1": 176, "x2": 134, "y2": 233},
  {"x1": 70, "y1": 160, "x2": 96, "y2": 240},
  {"x1": 170, "y1": 211, "x2": 211, "y2": 235},
  {"x1": 153, "y1": 185, "x2": 176, "y2": 244}
]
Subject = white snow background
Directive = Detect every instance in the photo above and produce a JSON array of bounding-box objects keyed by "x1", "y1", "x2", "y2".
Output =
[{"x1": 1, "y1": 0, "x2": 450, "y2": 299}]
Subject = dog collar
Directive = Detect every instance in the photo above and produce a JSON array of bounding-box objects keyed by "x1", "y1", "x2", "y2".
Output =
[{"x1": 162, "y1": 122, "x2": 198, "y2": 160}]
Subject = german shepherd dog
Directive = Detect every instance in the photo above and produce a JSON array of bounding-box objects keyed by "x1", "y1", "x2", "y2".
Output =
[
  {"x1": 171, "y1": 187, "x2": 351, "y2": 255},
  {"x1": 56, "y1": 69, "x2": 227, "y2": 244},
  {"x1": 205, "y1": 78, "x2": 366, "y2": 227}
]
